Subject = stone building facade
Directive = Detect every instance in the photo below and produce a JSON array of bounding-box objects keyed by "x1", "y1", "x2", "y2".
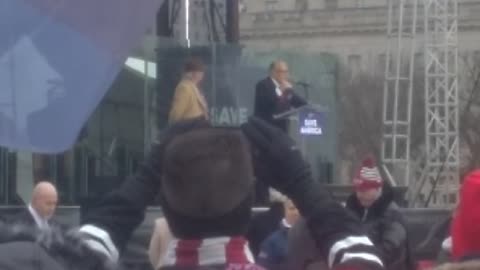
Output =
[{"x1": 239, "y1": 0, "x2": 480, "y2": 70}]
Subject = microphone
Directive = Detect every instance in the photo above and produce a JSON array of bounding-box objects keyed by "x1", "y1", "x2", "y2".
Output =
[{"x1": 293, "y1": 81, "x2": 311, "y2": 100}]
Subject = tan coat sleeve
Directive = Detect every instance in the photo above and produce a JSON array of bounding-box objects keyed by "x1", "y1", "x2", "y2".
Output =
[
  {"x1": 169, "y1": 82, "x2": 204, "y2": 123},
  {"x1": 148, "y1": 218, "x2": 173, "y2": 269}
]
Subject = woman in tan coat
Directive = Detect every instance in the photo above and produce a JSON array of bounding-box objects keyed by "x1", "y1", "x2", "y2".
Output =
[{"x1": 169, "y1": 58, "x2": 209, "y2": 123}]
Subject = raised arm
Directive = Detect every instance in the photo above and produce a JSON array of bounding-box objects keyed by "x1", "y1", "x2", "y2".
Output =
[{"x1": 241, "y1": 117, "x2": 384, "y2": 270}]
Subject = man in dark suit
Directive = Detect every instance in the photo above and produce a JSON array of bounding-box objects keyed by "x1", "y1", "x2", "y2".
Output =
[
  {"x1": 253, "y1": 60, "x2": 308, "y2": 203},
  {"x1": 254, "y1": 60, "x2": 307, "y2": 133},
  {"x1": 12, "y1": 181, "x2": 58, "y2": 231}
]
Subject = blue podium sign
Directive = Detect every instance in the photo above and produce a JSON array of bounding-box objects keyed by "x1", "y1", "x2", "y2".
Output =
[{"x1": 299, "y1": 109, "x2": 324, "y2": 136}]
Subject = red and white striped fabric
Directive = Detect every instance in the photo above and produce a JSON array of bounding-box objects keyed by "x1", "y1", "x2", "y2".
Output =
[
  {"x1": 161, "y1": 237, "x2": 264, "y2": 270},
  {"x1": 353, "y1": 156, "x2": 383, "y2": 191}
]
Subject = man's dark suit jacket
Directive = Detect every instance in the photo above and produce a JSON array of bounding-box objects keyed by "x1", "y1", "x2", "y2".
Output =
[
  {"x1": 10, "y1": 209, "x2": 37, "y2": 228},
  {"x1": 8, "y1": 208, "x2": 59, "y2": 230},
  {"x1": 253, "y1": 77, "x2": 307, "y2": 132}
]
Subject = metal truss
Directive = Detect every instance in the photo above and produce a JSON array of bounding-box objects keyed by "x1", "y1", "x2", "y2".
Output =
[
  {"x1": 423, "y1": 0, "x2": 460, "y2": 207},
  {"x1": 382, "y1": 0, "x2": 418, "y2": 187}
]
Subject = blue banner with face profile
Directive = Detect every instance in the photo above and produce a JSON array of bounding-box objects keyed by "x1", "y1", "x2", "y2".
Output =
[
  {"x1": 299, "y1": 109, "x2": 324, "y2": 136},
  {"x1": 0, "y1": 0, "x2": 162, "y2": 153}
]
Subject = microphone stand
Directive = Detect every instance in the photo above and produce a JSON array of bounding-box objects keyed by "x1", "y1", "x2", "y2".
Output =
[{"x1": 295, "y1": 81, "x2": 310, "y2": 100}]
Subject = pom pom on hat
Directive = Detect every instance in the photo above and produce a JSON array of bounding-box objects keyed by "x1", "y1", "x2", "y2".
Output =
[
  {"x1": 353, "y1": 155, "x2": 383, "y2": 191},
  {"x1": 361, "y1": 156, "x2": 375, "y2": 168}
]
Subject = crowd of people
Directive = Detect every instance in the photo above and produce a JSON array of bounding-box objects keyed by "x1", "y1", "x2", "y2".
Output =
[
  {"x1": 0, "y1": 59, "x2": 479, "y2": 270},
  {"x1": 79, "y1": 115, "x2": 384, "y2": 270}
]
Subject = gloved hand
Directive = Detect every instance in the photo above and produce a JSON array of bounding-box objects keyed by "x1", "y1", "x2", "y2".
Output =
[
  {"x1": 241, "y1": 117, "x2": 309, "y2": 191},
  {"x1": 241, "y1": 117, "x2": 325, "y2": 216}
]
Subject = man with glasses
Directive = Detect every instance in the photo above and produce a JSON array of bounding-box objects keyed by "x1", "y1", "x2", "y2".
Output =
[{"x1": 253, "y1": 60, "x2": 307, "y2": 133}]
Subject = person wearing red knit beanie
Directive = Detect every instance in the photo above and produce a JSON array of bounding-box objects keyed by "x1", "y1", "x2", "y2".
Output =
[{"x1": 346, "y1": 156, "x2": 413, "y2": 270}]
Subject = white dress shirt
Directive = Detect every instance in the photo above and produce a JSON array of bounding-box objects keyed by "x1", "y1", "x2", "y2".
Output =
[
  {"x1": 28, "y1": 204, "x2": 49, "y2": 230},
  {"x1": 282, "y1": 218, "x2": 292, "y2": 229},
  {"x1": 271, "y1": 77, "x2": 283, "y2": 97}
]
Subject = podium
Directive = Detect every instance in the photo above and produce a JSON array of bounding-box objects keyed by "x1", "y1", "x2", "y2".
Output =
[{"x1": 273, "y1": 104, "x2": 328, "y2": 156}]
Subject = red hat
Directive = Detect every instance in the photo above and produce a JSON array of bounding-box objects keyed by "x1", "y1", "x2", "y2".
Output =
[
  {"x1": 353, "y1": 156, "x2": 383, "y2": 191},
  {"x1": 452, "y1": 170, "x2": 480, "y2": 259}
]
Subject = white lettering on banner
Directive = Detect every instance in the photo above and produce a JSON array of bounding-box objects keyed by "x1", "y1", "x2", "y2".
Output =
[
  {"x1": 300, "y1": 127, "x2": 323, "y2": 135},
  {"x1": 210, "y1": 107, "x2": 248, "y2": 126},
  {"x1": 304, "y1": 119, "x2": 317, "y2": 127}
]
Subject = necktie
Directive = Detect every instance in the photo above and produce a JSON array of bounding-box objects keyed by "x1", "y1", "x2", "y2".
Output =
[{"x1": 42, "y1": 219, "x2": 50, "y2": 231}]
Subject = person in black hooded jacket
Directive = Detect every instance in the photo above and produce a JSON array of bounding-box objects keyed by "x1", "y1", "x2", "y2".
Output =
[
  {"x1": 79, "y1": 117, "x2": 385, "y2": 270},
  {"x1": 346, "y1": 156, "x2": 411, "y2": 270}
]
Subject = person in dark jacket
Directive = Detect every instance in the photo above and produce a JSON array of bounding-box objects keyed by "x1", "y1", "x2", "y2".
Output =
[
  {"x1": 79, "y1": 117, "x2": 384, "y2": 270},
  {"x1": 253, "y1": 60, "x2": 307, "y2": 133},
  {"x1": 247, "y1": 189, "x2": 285, "y2": 258},
  {"x1": 257, "y1": 196, "x2": 300, "y2": 269},
  {"x1": 345, "y1": 156, "x2": 410, "y2": 270},
  {"x1": 10, "y1": 181, "x2": 59, "y2": 231}
]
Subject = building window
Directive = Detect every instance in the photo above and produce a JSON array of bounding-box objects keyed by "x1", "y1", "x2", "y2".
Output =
[
  {"x1": 325, "y1": 0, "x2": 338, "y2": 10},
  {"x1": 265, "y1": 0, "x2": 278, "y2": 12},
  {"x1": 348, "y1": 54, "x2": 362, "y2": 77}
]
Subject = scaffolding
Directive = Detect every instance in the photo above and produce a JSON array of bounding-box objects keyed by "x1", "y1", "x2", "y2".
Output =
[
  {"x1": 381, "y1": 0, "x2": 418, "y2": 187},
  {"x1": 422, "y1": 0, "x2": 460, "y2": 207}
]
